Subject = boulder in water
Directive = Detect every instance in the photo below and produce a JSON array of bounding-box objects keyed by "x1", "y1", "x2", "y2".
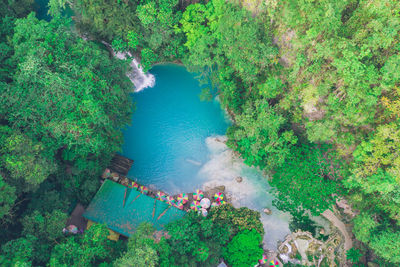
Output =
[
  {"x1": 235, "y1": 176, "x2": 243, "y2": 183},
  {"x1": 263, "y1": 208, "x2": 272, "y2": 215},
  {"x1": 111, "y1": 173, "x2": 119, "y2": 181},
  {"x1": 215, "y1": 185, "x2": 225, "y2": 192}
]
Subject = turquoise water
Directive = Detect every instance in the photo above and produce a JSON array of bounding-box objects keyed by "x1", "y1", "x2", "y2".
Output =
[
  {"x1": 35, "y1": 0, "x2": 74, "y2": 21},
  {"x1": 122, "y1": 64, "x2": 230, "y2": 194},
  {"x1": 122, "y1": 64, "x2": 292, "y2": 249}
]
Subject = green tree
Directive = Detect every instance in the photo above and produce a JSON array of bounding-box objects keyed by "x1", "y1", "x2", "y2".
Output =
[
  {"x1": 0, "y1": 235, "x2": 36, "y2": 266},
  {"x1": 140, "y1": 48, "x2": 158, "y2": 72},
  {"x1": 0, "y1": 126, "x2": 56, "y2": 191},
  {"x1": 19, "y1": 210, "x2": 67, "y2": 264},
  {"x1": 0, "y1": 14, "x2": 133, "y2": 200},
  {"x1": 227, "y1": 99, "x2": 297, "y2": 170},
  {"x1": 113, "y1": 223, "x2": 158, "y2": 267},
  {"x1": 223, "y1": 229, "x2": 263, "y2": 267},
  {"x1": 49, "y1": 224, "x2": 110, "y2": 266},
  {"x1": 271, "y1": 144, "x2": 344, "y2": 215},
  {"x1": 208, "y1": 204, "x2": 264, "y2": 236},
  {"x1": 0, "y1": 174, "x2": 16, "y2": 220},
  {"x1": 21, "y1": 210, "x2": 67, "y2": 243},
  {"x1": 163, "y1": 211, "x2": 232, "y2": 266},
  {"x1": 0, "y1": 0, "x2": 34, "y2": 18},
  {"x1": 369, "y1": 230, "x2": 400, "y2": 264},
  {"x1": 346, "y1": 248, "x2": 362, "y2": 264},
  {"x1": 179, "y1": 0, "x2": 277, "y2": 112}
]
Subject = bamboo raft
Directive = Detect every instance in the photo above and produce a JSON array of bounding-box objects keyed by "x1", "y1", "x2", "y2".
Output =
[{"x1": 109, "y1": 154, "x2": 134, "y2": 176}]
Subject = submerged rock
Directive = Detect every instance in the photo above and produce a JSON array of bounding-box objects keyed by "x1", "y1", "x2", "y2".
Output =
[
  {"x1": 215, "y1": 185, "x2": 225, "y2": 192},
  {"x1": 235, "y1": 176, "x2": 243, "y2": 183},
  {"x1": 263, "y1": 208, "x2": 272, "y2": 215}
]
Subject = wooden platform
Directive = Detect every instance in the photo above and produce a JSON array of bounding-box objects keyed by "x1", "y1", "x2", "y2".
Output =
[
  {"x1": 109, "y1": 154, "x2": 134, "y2": 176},
  {"x1": 66, "y1": 204, "x2": 87, "y2": 230}
]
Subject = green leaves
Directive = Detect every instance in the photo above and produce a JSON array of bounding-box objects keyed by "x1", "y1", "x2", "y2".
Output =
[
  {"x1": 137, "y1": 2, "x2": 157, "y2": 25},
  {"x1": 161, "y1": 207, "x2": 258, "y2": 266},
  {"x1": 0, "y1": 126, "x2": 56, "y2": 190},
  {"x1": 0, "y1": 174, "x2": 16, "y2": 220},
  {"x1": 208, "y1": 204, "x2": 264, "y2": 236},
  {"x1": 112, "y1": 38, "x2": 128, "y2": 52},
  {"x1": 223, "y1": 229, "x2": 263, "y2": 267},
  {"x1": 50, "y1": 224, "x2": 111, "y2": 266},
  {"x1": 179, "y1": 0, "x2": 277, "y2": 112},
  {"x1": 271, "y1": 144, "x2": 343, "y2": 216},
  {"x1": 346, "y1": 248, "x2": 362, "y2": 263},
  {"x1": 228, "y1": 99, "x2": 297, "y2": 170},
  {"x1": 21, "y1": 210, "x2": 67, "y2": 243},
  {"x1": 140, "y1": 48, "x2": 158, "y2": 72},
  {"x1": 1, "y1": 15, "x2": 133, "y2": 185}
]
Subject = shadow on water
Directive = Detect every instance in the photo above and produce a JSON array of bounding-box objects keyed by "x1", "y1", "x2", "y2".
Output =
[{"x1": 34, "y1": 0, "x2": 74, "y2": 21}]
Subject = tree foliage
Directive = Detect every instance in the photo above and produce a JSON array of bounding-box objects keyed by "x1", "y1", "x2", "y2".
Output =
[
  {"x1": 223, "y1": 229, "x2": 263, "y2": 267},
  {"x1": 113, "y1": 223, "x2": 158, "y2": 267},
  {"x1": 0, "y1": 14, "x2": 133, "y2": 203},
  {"x1": 272, "y1": 144, "x2": 344, "y2": 215},
  {"x1": 179, "y1": 0, "x2": 277, "y2": 112},
  {"x1": 227, "y1": 99, "x2": 297, "y2": 170}
]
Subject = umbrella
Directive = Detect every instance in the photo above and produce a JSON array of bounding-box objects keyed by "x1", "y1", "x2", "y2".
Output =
[
  {"x1": 258, "y1": 254, "x2": 268, "y2": 264},
  {"x1": 67, "y1": 225, "x2": 78, "y2": 234},
  {"x1": 102, "y1": 168, "x2": 111, "y2": 178},
  {"x1": 200, "y1": 208, "x2": 208, "y2": 217},
  {"x1": 174, "y1": 201, "x2": 184, "y2": 210},
  {"x1": 213, "y1": 200, "x2": 225, "y2": 206},
  {"x1": 130, "y1": 181, "x2": 139, "y2": 189},
  {"x1": 214, "y1": 192, "x2": 224, "y2": 202},
  {"x1": 190, "y1": 200, "x2": 201, "y2": 211},
  {"x1": 269, "y1": 260, "x2": 279, "y2": 267},
  {"x1": 166, "y1": 196, "x2": 175, "y2": 205},
  {"x1": 200, "y1": 198, "x2": 211, "y2": 209},
  {"x1": 177, "y1": 193, "x2": 189, "y2": 204},
  {"x1": 139, "y1": 185, "x2": 149, "y2": 194},
  {"x1": 193, "y1": 189, "x2": 204, "y2": 201},
  {"x1": 156, "y1": 191, "x2": 166, "y2": 201},
  {"x1": 211, "y1": 202, "x2": 219, "y2": 208}
]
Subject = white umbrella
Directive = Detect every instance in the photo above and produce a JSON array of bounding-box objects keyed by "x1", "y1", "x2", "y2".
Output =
[
  {"x1": 201, "y1": 208, "x2": 208, "y2": 217},
  {"x1": 200, "y1": 198, "x2": 211, "y2": 209}
]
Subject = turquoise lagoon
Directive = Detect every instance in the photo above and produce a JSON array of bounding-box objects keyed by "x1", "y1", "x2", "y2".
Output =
[{"x1": 122, "y1": 64, "x2": 291, "y2": 249}]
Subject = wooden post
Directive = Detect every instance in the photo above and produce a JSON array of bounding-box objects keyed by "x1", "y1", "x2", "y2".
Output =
[
  {"x1": 128, "y1": 194, "x2": 141, "y2": 206},
  {"x1": 157, "y1": 206, "x2": 171, "y2": 220},
  {"x1": 122, "y1": 187, "x2": 127, "y2": 207},
  {"x1": 152, "y1": 199, "x2": 157, "y2": 218}
]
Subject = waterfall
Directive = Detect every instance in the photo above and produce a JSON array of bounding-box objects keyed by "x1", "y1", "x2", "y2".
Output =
[
  {"x1": 103, "y1": 42, "x2": 155, "y2": 92},
  {"x1": 126, "y1": 56, "x2": 155, "y2": 92}
]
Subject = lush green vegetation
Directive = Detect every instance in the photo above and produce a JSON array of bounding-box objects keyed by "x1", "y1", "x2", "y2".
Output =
[
  {"x1": 113, "y1": 205, "x2": 264, "y2": 267},
  {"x1": 1, "y1": 0, "x2": 400, "y2": 265}
]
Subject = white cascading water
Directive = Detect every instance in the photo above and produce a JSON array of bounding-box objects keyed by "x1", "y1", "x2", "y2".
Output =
[
  {"x1": 114, "y1": 52, "x2": 155, "y2": 92},
  {"x1": 103, "y1": 42, "x2": 155, "y2": 92},
  {"x1": 198, "y1": 135, "x2": 291, "y2": 250}
]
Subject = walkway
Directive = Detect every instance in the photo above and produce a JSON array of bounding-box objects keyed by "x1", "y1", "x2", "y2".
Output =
[
  {"x1": 322, "y1": 209, "x2": 353, "y2": 259},
  {"x1": 66, "y1": 204, "x2": 87, "y2": 230}
]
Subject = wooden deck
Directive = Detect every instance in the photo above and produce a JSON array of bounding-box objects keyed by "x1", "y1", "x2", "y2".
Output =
[
  {"x1": 109, "y1": 154, "x2": 134, "y2": 176},
  {"x1": 66, "y1": 204, "x2": 87, "y2": 230}
]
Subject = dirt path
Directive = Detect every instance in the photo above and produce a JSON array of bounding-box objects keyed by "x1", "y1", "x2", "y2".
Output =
[{"x1": 322, "y1": 209, "x2": 353, "y2": 252}]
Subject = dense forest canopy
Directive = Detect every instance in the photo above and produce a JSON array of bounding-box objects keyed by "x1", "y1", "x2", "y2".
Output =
[{"x1": 0, "y1": 0, "x2": 400, "y2": 265}]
